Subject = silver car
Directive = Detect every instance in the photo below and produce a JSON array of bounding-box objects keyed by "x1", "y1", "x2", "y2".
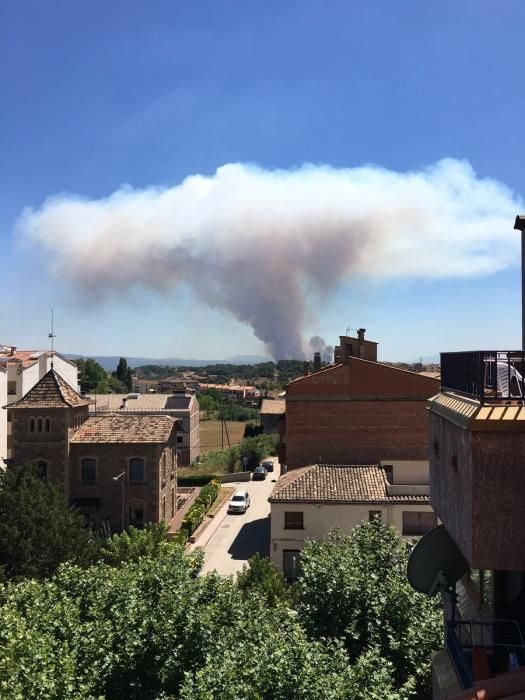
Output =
[{"x1": 228, "y1": 490, "x2": 251, "y2": 514}]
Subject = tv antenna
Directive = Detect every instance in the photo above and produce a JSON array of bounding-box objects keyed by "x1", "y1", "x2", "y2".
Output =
[{"x1": 48, "y1": 308, "x2": 56, "y2": 369}]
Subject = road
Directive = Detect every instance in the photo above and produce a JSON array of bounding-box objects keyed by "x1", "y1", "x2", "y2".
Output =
[{"x1": 199, "y1": 462, "x2": 280, "y2": 576}]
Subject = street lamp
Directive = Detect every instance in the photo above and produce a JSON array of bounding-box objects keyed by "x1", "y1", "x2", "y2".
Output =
[{"x1": 113, "y1": 471, "x2": 126, "y2": 532}]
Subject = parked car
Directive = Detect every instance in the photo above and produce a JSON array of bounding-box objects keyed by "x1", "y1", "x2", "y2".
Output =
[
  {"x1": 252, "y1": 465, "x2": 268, "y2": 481},
  {"x1": 228, "y1": 490, "x2": 250, "y2": 514},
  {"x1": 261, "y1": 460, "x2": 274, "y2": 473}
]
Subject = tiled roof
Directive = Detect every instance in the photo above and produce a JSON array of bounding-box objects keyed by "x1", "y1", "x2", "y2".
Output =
[
  {"x1": 88, "y1": 393, "x2": 193, "y2": 412},
  {"x1": 6, "y1": 369, "x2": 90, "y2": 409},
  {"x1": 71, "y1": 414, "x2": 177, "y2": 443},
  {"x1": 269, "y1": 464, "x2": 430, "y2": 505},
  {"x1": 260, "y1": 399, "x2": 286, "y2": 415}
]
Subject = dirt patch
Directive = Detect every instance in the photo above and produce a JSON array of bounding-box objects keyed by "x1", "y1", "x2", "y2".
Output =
[{"x1": 199, "y1": 420, "x2": 248, "y2": 454}]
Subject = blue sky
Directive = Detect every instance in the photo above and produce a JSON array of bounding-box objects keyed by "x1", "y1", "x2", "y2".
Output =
[{"x1": 1, "y1": 1, "x2": 524, "y2": 361}]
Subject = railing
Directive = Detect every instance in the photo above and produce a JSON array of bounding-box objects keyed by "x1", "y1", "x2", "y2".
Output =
[
  {"x1": 446, "y1": 618, "x2": 525, "y2": 689},
  {"x1": 441, "y1": 351, "x2": 525, "y2": 404}
]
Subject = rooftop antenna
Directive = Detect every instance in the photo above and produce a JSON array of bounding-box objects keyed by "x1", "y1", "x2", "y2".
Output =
[
  {"x1": 48, "y1": 308, "x2": 56, "y2": 369},
  {"x1": 345, "y1": 326, "x2": 356, "y2": 336}
]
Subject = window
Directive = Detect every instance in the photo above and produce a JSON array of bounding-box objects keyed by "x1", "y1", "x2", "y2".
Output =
[
  {"x1": 45, "y1": 418, "x2": 50, "y2": 432},
  {"x1": 161, "y1": 453, "x2": 167, "y2": 482},
  {"x1": 37, "y1": 418, "x2": 43, "y2": 432},
  {"x1": 7, "y1": 381, "x2": 16, "y2": 396},
  {"x1": 284, "y1": 511, "x2": 304, "y2": 530},
  {"x1": 283, "y1": 550, "x2": 301, "y2": 583},
  {"x1": 29, "y1": 418, "x2": 35, "y2": 432},
  {"x1": 162, "y1": 496, "x2": 166, "y2": 522},
  {"x1": 129, "y1": 504, "x2": 145, "y2": 529},
  {"x1": 129, "y1": 458, "x2": 145, "y2": 484},
  {"x1": 177, "y1": 435, "x2": 183, "y2": 444},
  {"x1": 402, "y1": 511, "x2": 437, "y2": 536},
  {"x1": 171, "y1": 487, "x2": 175, "y2": 518},
  {"x1": 7, "y1": 412, "x2": 11, "y2": 423},
  {"x1": 81, "y1": 458, "x2": 96, "y2": 484},
  {"x1": 369, "y1": 510, "x2": 382, "y2": 522},
  {"x1": 383, "y1": 465, "x2": 393, "y2": 483},
  {"x1": 35, "y1": 460, "x2": 47, "y2": 481}
]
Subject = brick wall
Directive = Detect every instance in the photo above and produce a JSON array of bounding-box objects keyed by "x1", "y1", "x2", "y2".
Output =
[{"x1": 285, "y1": 358, "x2": 439, "y2": 468}]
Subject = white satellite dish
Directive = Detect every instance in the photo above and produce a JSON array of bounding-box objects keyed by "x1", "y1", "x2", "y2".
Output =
[{"x1": 407, "y1": 524, "x2": 468, "y2": 596}]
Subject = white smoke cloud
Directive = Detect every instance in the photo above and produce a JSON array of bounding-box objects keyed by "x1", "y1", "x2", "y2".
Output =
[{"x1": 16, "y1": 158, "x2": 522, "y2": 359}]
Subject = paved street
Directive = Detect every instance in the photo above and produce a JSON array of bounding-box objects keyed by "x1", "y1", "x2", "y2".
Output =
[{"x1": 200, "y1": 462, "x2": 280, "y2": 575}]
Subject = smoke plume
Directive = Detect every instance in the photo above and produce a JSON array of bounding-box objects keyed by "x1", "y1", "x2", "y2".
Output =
[{"x1": 16, "y1": 159, "x2": 521, "y2": 358}]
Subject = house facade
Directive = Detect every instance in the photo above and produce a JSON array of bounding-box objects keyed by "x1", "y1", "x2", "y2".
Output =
[
  {"x1": 283, "y1": 340, "x2": 439, "y2": 468},
  {"x1": 7, "y1": 369, "x2": 180, "y2": 532},
  {"x1": 269, "y1": 460, "x2": 436, "y2": 581}
]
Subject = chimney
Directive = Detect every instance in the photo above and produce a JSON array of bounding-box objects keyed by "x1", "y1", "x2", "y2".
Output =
[
  {"x1": 357, "y1": 328, "x2": 366, "y2": 358},
  {"x1": 120, "y1": 397, "x2": 128, "y2": 410},
  {"x1": 303, "y1": 361, "x2": 309, "y2": 377},
  {"x1": 313, "y1": 352, "x2": 321, "y2": 373}
]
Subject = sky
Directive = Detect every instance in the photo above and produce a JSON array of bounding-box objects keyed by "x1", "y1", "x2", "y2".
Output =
[{"x1": 1, "y1": 1, "x2": 525, "y2": 362}]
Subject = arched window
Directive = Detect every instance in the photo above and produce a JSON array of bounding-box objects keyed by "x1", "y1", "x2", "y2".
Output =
[
  {"x1": 161, "y1": 452, "x2": 167, "y2": 482},
  {"x1": 129, "y1": 503, "x2": 145, "y2": 529},
  {"x1": 45, "y1": 418, "x2": 51, "y2": 432},
  {"x1": 35, "y1": 460, "x2": 47, "y2": 481},
  {"x1": 37, "y1": 418, "x2": 43, "y2": 432},
  {"x1": 129, "y1": 458, "x2": 145, "y2": 485},
  {"x1": 29, "y1": 418, "x2": 35, "y2": 432},
  {"x1": 81, "y1": 458, "x2": 96, "y2": 484}
]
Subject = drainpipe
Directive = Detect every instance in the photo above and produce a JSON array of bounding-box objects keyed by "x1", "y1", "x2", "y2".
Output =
[{"x1": 514, "y1": 215, "x2": 525, "y2": 349}]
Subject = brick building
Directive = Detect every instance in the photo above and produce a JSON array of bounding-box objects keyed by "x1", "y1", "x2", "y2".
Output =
[
  {"x1": 282, "y1": 332, "x2": 439, "y2": 469},
  {"x1": 7, "y1": 368, "x2": 180, "y2": 532},
  {"x1": 424, "y1": 349, "x2": 525, "y2": 698}
]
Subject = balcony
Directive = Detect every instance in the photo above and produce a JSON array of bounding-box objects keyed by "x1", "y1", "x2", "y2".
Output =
[
  {"x1": 441, "y1": 351, "x2": 525, "y2": 404},
  {"x1": 446, "y1": 617, "x2": 525, "y2": 691}
]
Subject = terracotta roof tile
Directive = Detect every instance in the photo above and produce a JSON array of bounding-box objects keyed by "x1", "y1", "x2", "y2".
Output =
[
  {"x1": 6, "y1": 369, "x2": 90, "y2": 409},
  {"x1": 71, "y1": 414, "x2": 177, "y2": 444},
  {"x1": 269, "y1": 464, "x2": 430, "y2": 505},
  {"x1": 260, "y1": 399, "x2": 286, "y2": 415}
]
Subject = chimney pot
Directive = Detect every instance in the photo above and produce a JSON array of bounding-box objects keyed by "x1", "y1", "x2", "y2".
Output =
[
  {"x1": 357, "y1": 328, "x2": 366, "y2": 342},
  {"x1": 313, "y1": 352, "x2": 321, "y2": 373}
]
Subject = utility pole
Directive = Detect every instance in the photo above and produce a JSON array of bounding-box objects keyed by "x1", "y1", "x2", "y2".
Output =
[
  {"x1": 113, "y1": 471, "x2": 126, "y2": 531},
  {"x1": 514, "y1": 216, "x2": 525, "y2": 349}
]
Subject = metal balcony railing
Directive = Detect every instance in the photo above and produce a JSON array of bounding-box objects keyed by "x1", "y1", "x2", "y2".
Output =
[
  {"x1": 446, "y1": 618, "x2": 525, "y2": 689},
  {"x1": 441, "y1": 351, "x2": 525, "y2": 404}
]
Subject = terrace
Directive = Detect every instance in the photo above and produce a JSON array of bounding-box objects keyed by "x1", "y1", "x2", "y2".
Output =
[{"x1": 440, "y1": 351, "x2": 525, "y2": 404}]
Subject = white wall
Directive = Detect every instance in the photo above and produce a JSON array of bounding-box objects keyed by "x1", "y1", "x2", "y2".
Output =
[
  {"x1": 0, "y1": 367, "x2": 7, "y2": 466},
  {"x1": 381, "y1": 459, "x2": 429, "y2": 485},
  {"x1": 270, "y1": 501, "x2": 435, "y2": 572}
]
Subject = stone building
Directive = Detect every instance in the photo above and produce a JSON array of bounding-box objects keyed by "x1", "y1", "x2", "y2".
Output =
[
  {"x1": 88, "y1": 389, "x2": 199, "y2": 466},
  {"x1": 0, "y1": 346, "x2": 79, "y2": 466},
  {"x1": 7, "y1": 368, "x2": 180, "y2": 532},
  {"x1": 281, "y1": 332, "x2": 439, "y2": 469}
]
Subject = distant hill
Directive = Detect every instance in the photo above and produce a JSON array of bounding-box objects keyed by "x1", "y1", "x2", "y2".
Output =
[{"x1": 65, "y1": 354, "x2": 272, "y2": 372}]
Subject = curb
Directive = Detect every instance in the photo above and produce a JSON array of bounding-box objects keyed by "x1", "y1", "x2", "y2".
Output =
[{"x1": 188, "y1": 497, "x2": 231, "y2": 550}]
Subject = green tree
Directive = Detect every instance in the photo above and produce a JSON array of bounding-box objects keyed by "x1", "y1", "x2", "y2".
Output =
[
  {"x1": 296, "y1": 522, "x2": 442, "y2": 698},
  {"x1": 113, "y1": 357, "x2": 133, "y2": 392},
  {"x1": 0, "y1": 465, "x2": 96, "y2": 581},
  {"x1": 99, "y1": 522, "x2": 172, "y2": 567},
  {"x1": 237, "y1": 553, "x2": 291, "y2": 606},
  {"x1": 75, "y1": 358, "x2": 112, "y2": 393}
]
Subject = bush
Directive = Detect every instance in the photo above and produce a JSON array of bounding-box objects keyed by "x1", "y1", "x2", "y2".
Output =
[{"x1": 179, "y1": 480, "x2": 221, "y2": 538}]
